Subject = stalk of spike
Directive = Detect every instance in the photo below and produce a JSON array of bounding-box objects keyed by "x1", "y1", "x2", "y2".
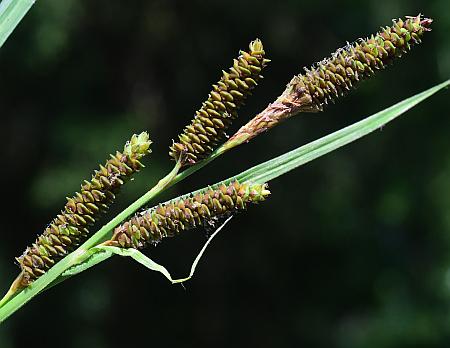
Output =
[
  {"x1": 169, "y1": 39, "x2": 270, "y2": 166},
  {"x1": 14, "y1": 132, "x2": 152, "y2": 289},
  {"x1": 106, "y1": 181, "x2": 270, "y2": 249},
  {"x1": 224, "y1": 14, "x2": 432, "y2": 148}
]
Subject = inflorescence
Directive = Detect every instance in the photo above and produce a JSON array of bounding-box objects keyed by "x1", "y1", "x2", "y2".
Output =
[
  {"x1": 107, "y1": 181, "x2": 270, "y2": 249},
  {"x1": 16, "y1": 133, "x2": 152, "y2": 287},
  {"x1": 294, "y1": 14, "x2": 433, "y2": 111},
  {"x1": 169, "y1": 39, "x2": 270, "y2": 166},
  {"x1": 9, "y1": 14, "x2": 433, "y2": 291}
]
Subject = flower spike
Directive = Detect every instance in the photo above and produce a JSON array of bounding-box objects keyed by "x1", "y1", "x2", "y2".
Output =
[
  {"x1": 15, "y1": 132, "x2": 152, "y2": 287},
  {"x1": 169, "y1": 39, "x2": 270, "y2": 166},
  {"x1": 107, "y1": 181, "x2": 270, "y2": 249}
]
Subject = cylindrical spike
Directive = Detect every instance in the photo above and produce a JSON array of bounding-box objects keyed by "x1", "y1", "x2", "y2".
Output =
[
  {"x1": 15, "y1": 133, "x2": 152, "y2": 287},
  {"x1": 169, "y1": 39, "x2": 269, "y2": 166},
  {"x1": 108, "y1": 182, "x2": 270, "y2": 249}
]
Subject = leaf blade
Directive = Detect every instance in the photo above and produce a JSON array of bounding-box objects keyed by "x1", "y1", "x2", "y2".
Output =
[
  {"x1": 234, "y1": 79, "x2": 450, "y2": 184},
  {"x1": 0, "y1": 0, "x2": 35, "y2": 48}
]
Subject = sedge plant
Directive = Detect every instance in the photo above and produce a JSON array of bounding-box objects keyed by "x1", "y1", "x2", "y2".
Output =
[{"x1": 0, "y1": 7, "x2": 448, "y2": 324}]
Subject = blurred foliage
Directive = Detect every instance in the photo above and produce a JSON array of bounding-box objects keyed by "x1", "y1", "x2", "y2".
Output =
[{"x1": 0, "y1": 0, "x2": 449, "y2": 347}]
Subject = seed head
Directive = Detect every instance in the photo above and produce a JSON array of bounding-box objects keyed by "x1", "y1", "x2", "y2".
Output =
[
  {"x1": 108, "y1": 181, "x2": 270, "y2": 249},
  {"x1": 227, "y1": 14, "x2": 432, "y2": 145},
  {"x1": 290, "y1": 14, "x2": 432, "y2": 112},
  {"x1": 169, "y1": 39, "x2": 270, "y2": 166},
  {"x1": 16, "y1": 132, "x2": 152, "y2": 287}
]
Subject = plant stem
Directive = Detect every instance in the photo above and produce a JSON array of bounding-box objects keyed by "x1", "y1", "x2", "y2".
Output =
[
  {"x1": 82, "y1": 160, "x2": 182, "y2": 248},
  {"x1": 0, "y1": 0, "x2": 36, "y2": 48},
  {"x1": 170, "y1": 146, "x2": 227, "y2": 187},
  {"x1": 0, "y1": 161, "x2": 181, "y2": 322}
]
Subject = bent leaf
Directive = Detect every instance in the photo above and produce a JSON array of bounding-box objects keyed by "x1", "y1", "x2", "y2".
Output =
[{"x1": 74, "y1": 216, "x2": 233, "y2": 284}]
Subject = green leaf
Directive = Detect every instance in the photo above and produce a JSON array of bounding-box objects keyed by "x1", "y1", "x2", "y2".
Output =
[
  {"x1": 165, "y1": 79, "x2": 450, "y2": 208},
  {"x1": 232, "y1": 79, "x2": 450, "y2": 184},
  {"x1": 0, "y1": 0, "x2": 36, "y2": 48}
]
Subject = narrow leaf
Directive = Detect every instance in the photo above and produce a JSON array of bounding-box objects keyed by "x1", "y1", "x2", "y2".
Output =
[
  {"x1": 233, "y1": 79, "x2": 450, "y2": 184},
  {"x1": 0, "y1": 0, "x2": 35, "y2": 48}
]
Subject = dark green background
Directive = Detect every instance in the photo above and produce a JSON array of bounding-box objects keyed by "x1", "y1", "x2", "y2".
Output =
[{"x1": 1, "y1": 0, "x2": 449, "y2": 347}]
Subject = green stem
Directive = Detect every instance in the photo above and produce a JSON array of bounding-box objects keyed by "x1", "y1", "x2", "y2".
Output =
[
  {"x1": 0, "y1": 148, "x2": 227, "y2": 312},
  {"x1": 0, "y1": 161, "x2": 181, "y2": 323},
  {"x1": 0, "y1": 0, "x2": 36, "y2": 48},
  {"x1": 170, "y1": 146, "x2": 227, "y2": 187},
  {"x1": 38, "y1": 149, "x2": 232, "y2": 290},
  {"x1": 82, "y1": 160, "x2": 182, "y2": 248}
]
